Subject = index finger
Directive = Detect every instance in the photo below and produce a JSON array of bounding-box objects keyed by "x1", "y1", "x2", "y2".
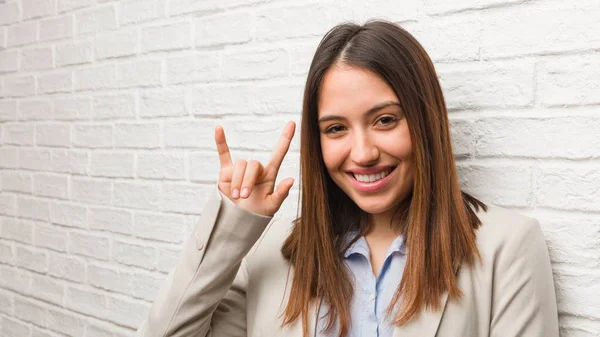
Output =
[
  {"x1": 214, "y1": 125, "x2": 233, "y2": 168},
  {"x1": 267, "y1": 121, "x2": 296, "y2": 174}
]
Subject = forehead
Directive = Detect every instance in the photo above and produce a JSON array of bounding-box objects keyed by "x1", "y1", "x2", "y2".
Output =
[{"x1": 318, "y1": 64, "x2": 399, "y2": 117}]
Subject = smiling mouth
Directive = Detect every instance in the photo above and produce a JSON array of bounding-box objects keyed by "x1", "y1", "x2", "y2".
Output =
[{"x1": 350, "y1": 166, "x2": 396, "y2": 183}]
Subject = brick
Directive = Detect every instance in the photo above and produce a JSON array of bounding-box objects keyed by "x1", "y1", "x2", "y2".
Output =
[
  {"x1": 288, "y1": 40, "x2": 320, "y2": 76},
  {"x1": 1, "y1": 217, "x2": 34, "y2": 244},
  {"x1": 89, "y1": 207, "x2": 133, "y2": 234},
  {"x1": 0, "y1": 289, "x2": 13, "y2": 315},
  {"x1": 480, "y1": 2, "x2": 600, "y2": 58},
  {"x1": 16, "y1": 245, "x2": 49, "y2": 273},
  {"x1": 49, "y1": 252, "x2": 86, "y2": 282},
  {"x1": 113, "y1": 181, "x2": 160, "y2": 210},
  {"x1": 140, "y1": 88, "x2": 187, "y2": 118},
  {"x1": 189, "y1": 151, "x2": 219, "y2": 182},
  {"x1": 475, "y1": 116, "x2": 600, "y2": 159},
  {"x1": 117, "y1": 59, "x2": 162, "y2": 88},
  {"x1": 113, "y1": 239, "x2": 156, "y2": 270},
  {"x1": 2, "y1": 75, "x2": 36, "y2": 97},
  {"x1": 5, "y1": 123, "x2": 34, "y2": 145},
  {"x1": 536, "y1": 165, "x2": 600, "y2": 212},
  {"x1": 54, "y1": 97, "x2": 91, "y2": 120},
  {"x1": 425, "y1": 0, "x2": 522, "y2": 14},
  {"x1": 74, "y1": 124, "x2": 113, "y2": 148},
  {"x1": 50, "y1": 149, "x2": 88, "y2": 174},
  {"x1": 92, "y1": 93, "x2": 136, "y2": 120},
  {"x1": 255, "y1": 5, "x2": 338, "y2": 42},
  {"x1": 0, "y1": 194, "x2": 17, "y2": 216},
  {"x1": 436, "y1": 60, "x2": 535, "y2": 110},
  {"x1": 0, "y1": 49, "x2": 18, "y2": 73},
  {"x1": 7, "y1": 21, "x2": 37, "y2": 47},
  {"x1": 44, "y1": 306, "x2": 86, "y2": 336},
  {"x1": 0, "y1": 2, "x2": 20, "y2": 25},
  {"x1": 538, "y1": 54, "x2": 600, "y2": 106},
  {"x1": 38, "y1": 71, "x2": 73, "y2": 94},
  {"x1": 541, "y1": 217, "x2": 600, "y2": 268},
  {"x1": 456, "y1": 163, "x2": 532, "y2": 207},
  {"x1": 39, "y1": 14, "x2": 74, "y2": 41},
  {"x1": 157, "y1": 246, "x2": 181, "y2": 273},
  {"x1": 22, "y1": 0, "x2": 56, "y2": 19},
  {"x1": 66, "y1": 286, "x2": 108, "y2": 316},
  {"x1": 18, "y1": 197, "x2": 50, "y2": 221},
  {"x1": 90, "y1": 152, "x2": 134, "y2": 178},
  {"x1": 161, "y1": 183, "x2": 208, "y2": 214},
  {"x1": 195, "y1": 11, "x2": 252, "y2": 47},
  {"x1": 50, "y1": 201, "x2": 87, "y2": 228},
  {"x1": 76, "y1": 5, "x2": 118, "y2": 36},
  {"x1": 408, "y1": 17, "x2": 481, "y2": 62},
  {"x1": 191, "y1": 84, "x2": 253, "y2": 116},
  {"x1": 75, "y1": 64, "x2": 117, "y2": 91},
  {"x1": 21, "y1": 47, "x2": 54, "y2": 71},
  {"x1": 553, "y1": 270, "x2": 600, "y2": 319},
  {"x1": 58, "y1": 0, "x2": 95, "y2": 13},
  {"x1": 166, "y1": 53, "x2": 221, "y2": 84},
  {"x1": 223, "y1": 48, "x2": 288, "y2": 80},
  {"x1": 222, "y1": 118, "x2": 300, "y2": 152},
  {"x1": 137, "y1": 153, "x2": 185, "y2": 180},
  {"x1": 36, "y1": 123, "x2": 71, "y2": 148},
  {"x1": 120, "y1": 0, "x2": 166, "y2": 25},
  {"x1": 69, "y1": 231, "x2": 110, "y2": 260},
  {"x1": 0, "y1": 241, "x2": 14, "y2": 265},
  {"x1": 72, "y1": 178, "x2": 112, "y2": 206},
  {"x1": 86, "y1": 321, "x2": 131, "y2": 337},
  {"x1": 0, "y1": 316, "x2": 31, "y2": 336},
  {"x1": 130, "y1": 272, "x2": 163, "y2": 301},
  {"x1": 114, "y1": 123, "x2": 161, "y2": 149},
  {"x1": 95, "y1": 29, "x2": 138, "y2": 60},
  {"x1": 448, "y1": 118, "x2": 475, "y2": 158},
  {"x1": 14, "y1": 297, "x2": 46, "y2": 325},
  {"x1": 164, "y1": 120, "x2": 214, "y2": 149},
  {"x1": 134, "y1": 212, "x2": 187, "y2": 243},
  {"x1": 19, "y1": 148, "x2": 51, "y2": 171},
  {"x1": 34, "y1": 173, "x2": 69, "y2": 199},
  {"x1": 34, "y1": 222, "x2": 68, "y2": 252},
  {"x1": 106, "y1": 295, "x2": 148, "y2": 328},
  {"x1": 30, "y1": 273, "x2": 64, "y2": 305},
  {"x1": 0, "y1": 100, "x2": 18, "y2": 121},
  {"x1": 56, "y1": 41, "x2": 93, "y2": 67},
  {"x1": 141, "y1": 21, "x2": 191, "y2": 52},
  {"x1": 0, "y1": 148, "x2": 18, "y2": 168},
  {"x1": 19, "y1": 99, "x2": 52, "y2": 121},
  {"x1": 0, "y1": 265, "x2": 32, "y2": 293},
  {"x1": 168, "y1": 0, "x2": 224, "y2": 15},
  {"x1": 88, "y1": 263, "x2": 130, "y2": 294}
]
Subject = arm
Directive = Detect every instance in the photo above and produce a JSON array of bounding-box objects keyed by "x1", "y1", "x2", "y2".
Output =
[
  {"x1": 136, "y1": 187, "x2": 273, "y2": 337},
  {"x1": 490, "y1": 218, "x2": 559, "y2": 337}
]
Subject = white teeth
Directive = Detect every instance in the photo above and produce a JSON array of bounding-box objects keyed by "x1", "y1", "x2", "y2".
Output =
[{"x1": 353, "y1": 169, "x2": 391, "y2": 183}]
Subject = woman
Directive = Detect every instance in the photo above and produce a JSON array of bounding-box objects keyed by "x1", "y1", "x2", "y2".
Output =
[{"x1": 137, "y1": 20, "x2": 559, "y2": 337}]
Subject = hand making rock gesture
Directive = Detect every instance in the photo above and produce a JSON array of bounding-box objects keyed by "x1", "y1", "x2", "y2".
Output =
[{"x1": 214, "y1": 121, "x2": 296, "y2": 217}]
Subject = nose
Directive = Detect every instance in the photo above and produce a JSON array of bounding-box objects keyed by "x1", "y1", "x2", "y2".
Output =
[{"x1": 350, "y1": 130, "x2": 379, "y2": 166}]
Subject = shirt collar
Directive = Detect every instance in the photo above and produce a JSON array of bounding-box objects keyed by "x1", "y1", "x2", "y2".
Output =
[{"x1": 342, "y1": 231, "x2": 407, "y2": 258}]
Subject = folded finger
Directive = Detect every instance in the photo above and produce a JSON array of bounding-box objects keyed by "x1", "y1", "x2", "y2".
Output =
[{"x1": 230, "y1": 159, "x2": 247, "y2": 199}]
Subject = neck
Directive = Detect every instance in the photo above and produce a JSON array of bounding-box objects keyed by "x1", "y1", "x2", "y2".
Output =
[{"x1": 365, "y1": 208, "x2": 401, "y2": 238}]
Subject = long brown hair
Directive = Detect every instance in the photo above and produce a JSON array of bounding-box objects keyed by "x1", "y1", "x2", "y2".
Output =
[{"x1": 281, "y1": 20, "x2": 487, "y2": 337}]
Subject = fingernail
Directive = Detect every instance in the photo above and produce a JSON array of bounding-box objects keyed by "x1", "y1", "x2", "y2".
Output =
[
  {"x1": 232, "y1": 188, "x2": 239, "y2": 199},
  {"x1": 241, "y1": 187, "x2": 249, "y2": 198}
]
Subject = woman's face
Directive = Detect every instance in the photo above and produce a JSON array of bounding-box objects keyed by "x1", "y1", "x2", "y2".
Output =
[{"x1": 318, "y1": 64, "x2": 415, "y2": 216}]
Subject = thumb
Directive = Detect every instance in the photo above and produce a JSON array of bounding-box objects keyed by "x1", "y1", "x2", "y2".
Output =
[{"x1": 269, "y1": 177, "x2": 295, "y2": 208}]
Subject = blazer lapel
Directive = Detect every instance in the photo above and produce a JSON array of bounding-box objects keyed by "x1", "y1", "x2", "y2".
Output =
[{"x1": 391, "y1": 290, "x2": 449, "y2": 337}]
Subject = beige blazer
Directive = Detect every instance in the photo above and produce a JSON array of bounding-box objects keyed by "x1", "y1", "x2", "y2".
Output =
[{"x1": 136, "y1": 188, "x2": 559, "y2": 337}]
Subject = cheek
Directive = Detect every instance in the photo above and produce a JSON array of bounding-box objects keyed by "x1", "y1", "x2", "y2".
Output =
[{"x1": 320, "y1": 137, "x2": 346, "y2": 171}]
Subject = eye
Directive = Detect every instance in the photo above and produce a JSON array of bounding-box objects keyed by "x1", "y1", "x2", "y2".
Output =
[
  {"x1": 376, "y1": 115, "x2": 398, "y2": 126},
  {"x1": 324, "y1": 124, "x2": 346, "y2": 134}
]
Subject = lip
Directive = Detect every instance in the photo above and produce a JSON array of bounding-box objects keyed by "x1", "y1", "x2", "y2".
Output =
[{"x1": 346, "y1": 166, "x2": 397, "y2": 193}]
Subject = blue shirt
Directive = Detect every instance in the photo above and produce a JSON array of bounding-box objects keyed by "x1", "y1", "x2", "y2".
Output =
[{"x1": 315, "y1": 232, "x2": 408, "y2": 337}]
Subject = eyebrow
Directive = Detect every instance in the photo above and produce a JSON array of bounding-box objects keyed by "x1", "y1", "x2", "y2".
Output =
[{"x1": 317, "y1": 101, "x2": 402, "y2": 124}]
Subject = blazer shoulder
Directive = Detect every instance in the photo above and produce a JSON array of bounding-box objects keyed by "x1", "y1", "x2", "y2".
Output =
[{"x1": 473, "y1": 204, "x2": 546, "y2": 260}]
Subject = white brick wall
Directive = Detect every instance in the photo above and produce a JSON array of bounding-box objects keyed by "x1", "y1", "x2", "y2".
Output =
[{"x1": 0, "y1": 0, "x2": 599, "y2": 336}]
